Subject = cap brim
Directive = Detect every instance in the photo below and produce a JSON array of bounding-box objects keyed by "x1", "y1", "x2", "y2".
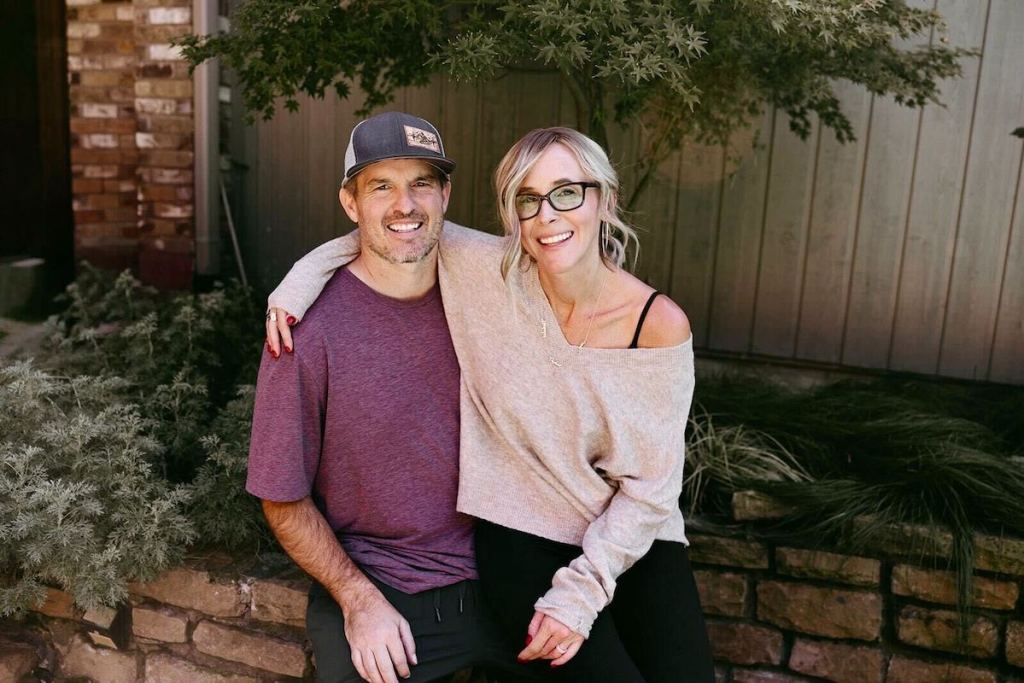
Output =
[{"x1": 343, "y1": 156, "x2": 456, "y2": 186}]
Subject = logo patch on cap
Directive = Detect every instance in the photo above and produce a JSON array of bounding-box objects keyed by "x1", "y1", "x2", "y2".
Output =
[{"x1": 404, "y1": 125, "x2": 441, "y2": 153}]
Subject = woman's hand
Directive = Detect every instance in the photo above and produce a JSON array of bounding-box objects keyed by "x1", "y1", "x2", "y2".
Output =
[
  {"x1": 517, "y1": 610, "x2": 584, "y2": 667},
  {"x1": 264, "y1": 307, "x2": 296, "y2": 358}
]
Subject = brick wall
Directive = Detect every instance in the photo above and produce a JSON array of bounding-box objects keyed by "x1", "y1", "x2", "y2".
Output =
[
  {"x1": 9, "y1": 557, "x2": 313, "y2": 681},
  {"x1": 5, "y1": 508, "x2": 1024, "y2": 682},
  {"x1": 694, "y1": 493, "x2": 1024, "y2": 682},
  {"x1": 66, "y1": 0, "x2": 195, "y2": 290},
  {"x1": 2, "y1": 553, "x2": 494, "y2": 682}
]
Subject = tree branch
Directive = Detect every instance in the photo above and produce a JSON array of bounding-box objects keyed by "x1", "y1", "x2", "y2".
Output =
[
  {"x1": 625, "y1": 129, "x2": 671, "y2": 210},
  {"x1": 560, "y1": 70, "x2": 590, "y2": 133}
]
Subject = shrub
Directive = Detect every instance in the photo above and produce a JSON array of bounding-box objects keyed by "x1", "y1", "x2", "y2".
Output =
[
  {"x1": 42, "y1": 264, "x2": 261, "y2": 482},
  {"x1": 682, "y1": 412, "x2": 810, "y2": 519},
  {"x1": 0, "y1": 266, "x2": 272, "y2": 615},
  {"x1": 188, "y1": 385, "x2": 271, "y2": 551},
  {"x1": 690, "y1": 374, "x2": 1024, "y2": 617},
  {"x1": 0, "y1": 362, "x2": 194, "y2": 615}
]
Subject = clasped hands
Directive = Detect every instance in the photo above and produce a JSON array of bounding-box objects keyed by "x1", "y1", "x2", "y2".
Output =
[{"x1": 517, "y1": 610, "x2": 585, "y2": 668}]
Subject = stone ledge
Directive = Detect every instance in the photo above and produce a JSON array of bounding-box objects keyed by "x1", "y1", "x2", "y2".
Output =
[
  {"x1": 886, "y1": 655, "x2": 996, "y2": 683},
  {"x1": 891, "y1": 564, "x2": 1019, "y2": 610},
  {"x1": 694, "y1": 570, "x2": 748, "y2": 617},
  {"x1": 58, "y1": 634, "x2": 137, "y2": 683},
  {"x1": 1007, "y1": 620, "x2": 1024, "y2": 668},
  {"x1": 192, "y1": 620, "x2": 307, "y2": 678},
  {"x1": 847, "y1": 517, "x2": 1024, "y2": 577},
  {"x1": 82, "y1": 605, "x2": 118, "y2": 630},
  {"x1": 31, "y1": 587, "x2": 78, "y2": 620},
  {"x1": 132, "y1": 605, "x2": 188, "y2": 643},
  {"x1": 11, "y1": 518, "x2": 1024, "y2": 683},
  {"x1": 896, "y1": 606, "x2": 999, "y2": 658},
  {"x1": 732, "y1": 490, "x2": 794, "y2": 521},
  {"x1": 129, "y1": 566, "x2": 245, "y2": 617},
  {"x1": 249, "y1": 578, "x2": 309, "y2": 628},
  {"x1": 690, "y1": 534, "x2": 770, "y2": 569},
  {"x1": 974, "y1": 534, "x2": 1024, "y2": 576},
  {"x1": 756, "y1": 581, "x2": 882, "y2": 641},
  {"x1": 0, "y1": 641, "x2": 39, "y2": 682},
  {"x1": 776, "y1": 547, "x2": 880, "y2": 587},
  {"x1": 722, "y1": 502, "x2": 1024, "y2": 578},
  {"x1": 788, "y1": 638, "x2": 884, "y2": 683},
  {"x1": 145, "y1": 653, "x2": 259, "y2": 683},
  {"x1": 732, "y1": 669, "x2": 815, "y2": 682},
  {"x1": 707, "y1": 620, "x2": 783, "y2": 666}
]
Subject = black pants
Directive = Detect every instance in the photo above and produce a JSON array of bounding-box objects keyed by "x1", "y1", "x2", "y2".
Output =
[
  {"x1": 475, "y1": 521, "x2": 715, "y2": 683},
  {"x1": 307, "y1": 577, "x2": 549, "y2": 683}
]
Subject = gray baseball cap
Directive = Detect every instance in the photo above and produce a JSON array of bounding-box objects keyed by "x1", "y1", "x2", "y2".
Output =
[{"x1": 342, "y1": 111, "x2": 456, "y2": 185}]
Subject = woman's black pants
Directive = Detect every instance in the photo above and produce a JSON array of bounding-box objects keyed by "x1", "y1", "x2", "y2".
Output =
[{"x1": 475, "y1": 520, "x2": 715, "y2": 683}]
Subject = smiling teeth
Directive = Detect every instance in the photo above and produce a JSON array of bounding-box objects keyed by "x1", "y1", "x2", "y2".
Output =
[
  {"x1": 388, "y1": 222, "x2": 421, "y2": 233},
  {"x1": 539, "y1": 231, "x2": 572, "y2": 245}
]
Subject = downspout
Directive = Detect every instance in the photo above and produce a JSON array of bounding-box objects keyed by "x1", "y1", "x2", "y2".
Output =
[{"x1": 193, "y1": 0, "x2": 219, "y2": 275}]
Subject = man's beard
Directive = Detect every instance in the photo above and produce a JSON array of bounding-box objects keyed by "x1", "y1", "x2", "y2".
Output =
[{"x1": 366, "y1": 212, "x2": 444, "y2": 264}]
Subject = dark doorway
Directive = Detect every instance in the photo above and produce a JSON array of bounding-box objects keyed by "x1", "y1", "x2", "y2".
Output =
[{"x1": 0, "y1": 2, "x2": 73, "y2": 288}]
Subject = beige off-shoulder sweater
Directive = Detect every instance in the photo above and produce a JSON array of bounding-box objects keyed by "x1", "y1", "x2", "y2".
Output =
[{"x1": 268, "y1": 222, "x2": 694, "y2": 638}]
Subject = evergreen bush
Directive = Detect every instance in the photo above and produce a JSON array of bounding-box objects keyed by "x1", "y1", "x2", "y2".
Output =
[
  {"x1": 42, "y1": 264, "x2": 260, "y2": 482},
  {"x1": 0, "y1": 266, "x2": 270, "y2": 614},
  {"x1": 0, "y1": 362, "x2": 193, "y2": 615},
  {"x1": 188, "y1": 385, "x2": 271, "y2": 551}
]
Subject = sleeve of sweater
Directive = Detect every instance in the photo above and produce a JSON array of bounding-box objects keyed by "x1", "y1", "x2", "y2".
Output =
[
  {"x1": 532, "y1": 348, "x2": 695, "y2": 638},
  {"x1": 266, "y1": 231, "x2": 361, "y2": 321}
]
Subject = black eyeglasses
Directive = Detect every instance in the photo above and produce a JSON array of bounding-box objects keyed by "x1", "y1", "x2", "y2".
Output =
[{"x1": 514, "y1": 182, "x2": 600, "y2": 220}]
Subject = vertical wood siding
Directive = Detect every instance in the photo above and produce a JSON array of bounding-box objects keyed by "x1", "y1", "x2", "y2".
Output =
[{"x1": 241, "y1": 0, "x2": 1022, "y2": 384}]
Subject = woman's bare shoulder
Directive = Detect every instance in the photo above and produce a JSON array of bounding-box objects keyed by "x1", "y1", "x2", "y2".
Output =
[
  {"x1": 607, "y1": 270, "x2": 691, "y2": 348},
  {"x1": 641, "y1": 295, "x2": 691, "y2": 348}
]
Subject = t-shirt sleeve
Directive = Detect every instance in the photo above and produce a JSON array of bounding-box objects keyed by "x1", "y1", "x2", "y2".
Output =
[{"x1": 246, "y1": 341, "x2": 328, "y2": 502}]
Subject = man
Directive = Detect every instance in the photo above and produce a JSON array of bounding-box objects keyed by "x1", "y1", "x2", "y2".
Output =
[{"x1": 247, "y1": 112, "x2": 537, "y2": 683}]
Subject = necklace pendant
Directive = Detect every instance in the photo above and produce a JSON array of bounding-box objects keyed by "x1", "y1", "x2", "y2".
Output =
[{"x1": 549, "y1": 356, "x2": 561, "y2": 367}]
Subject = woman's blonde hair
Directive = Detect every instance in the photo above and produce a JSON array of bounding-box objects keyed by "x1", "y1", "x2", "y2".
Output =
[{"x1": 493, "y1": 127, "x2": 640, "y2": 279}]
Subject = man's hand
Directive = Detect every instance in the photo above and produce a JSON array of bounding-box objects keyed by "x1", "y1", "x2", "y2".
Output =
[
  {"x1": 341, "y1": 585, "x2": 418, "y2": 683},
  {"x1": 265, "y1": 306, "x2": 295, "y2": 357},
  {"x1": 260, "y1": 498, "x2": 416, "y2": 682},
  {"x1": 517, "y1": 610, "x2": 584, "y2": 668}
]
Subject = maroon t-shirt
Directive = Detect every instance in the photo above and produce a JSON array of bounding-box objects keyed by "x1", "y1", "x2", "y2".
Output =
[{"x1": 246, "y1": 267, "x2": 476, "y2": 593}]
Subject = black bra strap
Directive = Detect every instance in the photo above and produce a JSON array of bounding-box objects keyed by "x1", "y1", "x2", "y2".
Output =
[{"x1": 629, "y1": 291, "x2": 661, "y2": 349}]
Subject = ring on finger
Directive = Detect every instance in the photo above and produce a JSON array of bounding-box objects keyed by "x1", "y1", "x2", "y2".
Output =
[
  {"x1": 555, "y1": 643, "x2": 569, "y2": 653},
  {"x1": 266, "y1": 311, "x2": 277, "y2": 322}
]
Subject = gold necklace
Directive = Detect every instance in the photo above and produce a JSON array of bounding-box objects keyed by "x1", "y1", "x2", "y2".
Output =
[
  {"x1": 573, "y1": 268, "x2": 609, "y2": 349},
  {"x1": 541, "y1": 268, "x2": 610, "y2": 356}
]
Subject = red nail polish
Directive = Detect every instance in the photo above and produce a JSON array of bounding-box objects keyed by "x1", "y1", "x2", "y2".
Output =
[
  {"x1": 271, "y1": 350, "x2": 279, "y2": 359},
  {"x1": 517, "y1": 657, "x2": 527, "y2": 664},
  {"x1": 525, "y1": 635, "x2": 532, "y2": 646},
  {"x1": 286, "y1": 315, "x2": 296, "y2": 326},
  {"x1": 285, "y1": 345, "x2": 293, "y2": 354}
]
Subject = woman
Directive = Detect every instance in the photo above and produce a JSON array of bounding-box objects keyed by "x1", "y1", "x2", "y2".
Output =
[{"x1": 266, "y1": 127, "x2": 714, "y2": 682}]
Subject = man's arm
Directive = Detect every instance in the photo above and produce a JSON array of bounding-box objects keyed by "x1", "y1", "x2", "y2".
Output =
[{"x1": 262, "y1": 497, "x2": 416, "y2": 683}]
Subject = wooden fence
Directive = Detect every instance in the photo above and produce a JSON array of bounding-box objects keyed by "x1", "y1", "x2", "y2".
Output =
[{"x1": 236, "y1": 0, "x2": 1023, "y2": 384}]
